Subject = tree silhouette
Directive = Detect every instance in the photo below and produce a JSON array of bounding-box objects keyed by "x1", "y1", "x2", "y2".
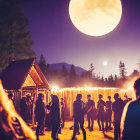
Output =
[
  {"x1": 62, "y1": 65, "x2": 68, "y2": 77},
  {"x1": 69, "y1": 65, "x2": 76, "y2": 86},
  {"x1": 38, "y1": 54, "x2": 47, "y2": 75},
  {"x1": 89, "y1": 63, "x2": 95, "y2": 78},
  {"x1": 114, "y1": 74, "x2": 118, "y2": 81},
  {"x1": 0, "y1": 0, "x2": 35, "y2": 72},
  {"x1": 119, "y1": 61, "x2": 127, "y2": 79},
  {"x1": 70, "y1": 65, "x2": 76, "y2": 77}
]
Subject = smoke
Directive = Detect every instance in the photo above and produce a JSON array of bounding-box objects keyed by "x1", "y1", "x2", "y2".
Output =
[{"x1": 123, "y1": 77, "x2": 139, "y2": 89}]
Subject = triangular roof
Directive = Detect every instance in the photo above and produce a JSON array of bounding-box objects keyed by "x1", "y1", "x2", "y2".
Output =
[{"x1": 0, "y1": 58, "x2": 50, "y2": 90}]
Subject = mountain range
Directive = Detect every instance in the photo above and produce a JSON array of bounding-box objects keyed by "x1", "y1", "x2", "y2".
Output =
[{"x1": 49, "y1": 62, "x2": 87, "y2": 75}]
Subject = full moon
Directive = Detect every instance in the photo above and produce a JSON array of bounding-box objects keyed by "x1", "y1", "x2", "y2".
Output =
[
  {"x1": 103, "y1": 61, "x2": 108, "y2": 66},
  {"x1": 69, "y1": 0, "x2": 122, "y2": 36}
]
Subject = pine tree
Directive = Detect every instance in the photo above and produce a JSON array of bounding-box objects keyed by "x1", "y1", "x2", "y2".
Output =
[
  {"x1": 46, "y1": 64, "x2": 52, "y2": 81},
  {"x1": 101, "y1": 75, "x2": 104, "y2": 82},
  {"x1": 104, "y1": 78, "x2": 108, "y2": 86},
  {"x1": 62, "y1": 65, "x2": 68, "y2": 77},
  {"x1": 108, "y1": 74, "x2": 114, "y2": 87},
  {"x1": 114, "y1": 74, "x2": 118, "y2": 87},
  {"x1": 100, "y1": 75, "x2": 105, "y2": 87},
  {"x1": 70, "y1": 65, "x2": 76, "y2": 78},
  {"x1": 89, "y1": 63, "x2": 95, "y2": 78},
  {"x1": 114, "y1": 74, "x2": 118, "y2": 81},
  {"x1": 38, "y1": 54, "x2": 47, "y2": 75},
  {"x1": 119, "y1": 61, "x2": 127, "y2": 79},
  {"x1": 69, "y1": 65, "x2": 76, "y2": 86},
  {"x1": 0, "y1": 0, "x2": 35, "y2": 72},
  {"x1": 109, "y1": 74, "x2": 114, "y2": 81}
]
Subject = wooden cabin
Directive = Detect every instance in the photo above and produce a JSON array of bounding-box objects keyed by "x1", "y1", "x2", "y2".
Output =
[{"x1": 0, "y1": 58, "x2": 51, "y2": 123}]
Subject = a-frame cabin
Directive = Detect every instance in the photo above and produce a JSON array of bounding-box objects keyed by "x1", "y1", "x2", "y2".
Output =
[{"x1": 0, "y1": 58, "x2": 51, "y2": 120}]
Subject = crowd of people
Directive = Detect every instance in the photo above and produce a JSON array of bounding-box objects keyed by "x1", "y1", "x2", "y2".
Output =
[
  {"x1": 71, "y1": 92, "x2": 132, "y2": 140},
  {"x1": 35, "y1": 94, "x2": 64, "y2": 140},
  {"x1": 20, "y1": 94, "x2": 33, "y2": 123},
  {"x1": 34, "y1": 90, "x2": 132, "y2": 140},
  {"x1": 1, "y1": 78, "x2": 140, "y2": 140}
]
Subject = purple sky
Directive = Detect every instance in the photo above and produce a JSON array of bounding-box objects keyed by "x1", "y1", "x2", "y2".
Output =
[{"x1": 22, "y1": 0, "x2": 140, "y2": 77}]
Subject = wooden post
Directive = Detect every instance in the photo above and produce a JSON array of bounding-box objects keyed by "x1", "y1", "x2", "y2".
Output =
[
  {"x1": 70, "y1": 90, "x2": 72, "y2": 119},
  {"x1": 45, "y1": 89, "x2": 50, "y2": 104},
  {"x1": 32, "y1": 88, "x2": 38, "y2": 127},
  {"x1": 44, "y1": 89, "x2": 47, "y2": 105}
]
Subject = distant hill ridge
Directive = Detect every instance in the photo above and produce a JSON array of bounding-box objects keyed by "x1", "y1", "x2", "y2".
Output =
[{"x1": 48, "y1": 62, "x2": 87, "y2": 75}]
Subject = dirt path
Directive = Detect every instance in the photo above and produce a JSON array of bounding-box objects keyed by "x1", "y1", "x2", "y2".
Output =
[{"x1": 37, "y1": 121, "x2": 114, "y2": 140}]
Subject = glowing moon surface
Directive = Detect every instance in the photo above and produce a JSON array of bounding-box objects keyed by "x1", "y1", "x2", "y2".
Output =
[
  {"x1": 103, "y1": 61, "x2": 108, "y2": 66},
  {"x1": 69, "y1": 0, "x2": 122, "y2": 36}
]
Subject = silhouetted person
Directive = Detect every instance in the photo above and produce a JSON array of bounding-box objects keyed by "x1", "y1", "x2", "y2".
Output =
[
  {"x1": 72, "y1": 94, "x2": 86, "y2": 140},
  {"x1": 47, "y1": 95, "x2": 61, "y2": 140},
  {"x1": 8, "y1": 92, "x2": 15, "y2": 106},
  {"x1": 76, "y1": 124, "x2": 80, "y2": 135},
  {"x1": 35, "y1": 93, "x2": 45, "y2": 140},
  {"x1": 97, "y1": 94, "x2": 106, "y2": 132},
  {"x1": 20, "y1": 97, "x2": 27, "y2": 122},
  {"x1": 112, "y1": 93, "x2": 124, "y2": 140},
  {"x1": 45, "y1": 105, "x2": 51, "y2": 131},
  {"x1": 70, "y1": 116, "x2": 80, "y2": 135},
  {"x1": 86, "y1": 94, "x2": 95, "y2": 131},
  {"x1": 124, "y1": 94, "x2": 130, "y2": 105},
  {"x1": 105, "y1": 96, "x2": 112, "y2": 131},
  {"x1": 8, "y1": 92, "x2": 14, "y2": 100},
  {"x1": 26, "y1": 94, "x2": 33, "y2": 122},
  {"x1": 60, "y1": 98, "x2": 65, "y2": 128},
  {"x1": 121, "y1": 78, "x2": 140, "y2": 140}
]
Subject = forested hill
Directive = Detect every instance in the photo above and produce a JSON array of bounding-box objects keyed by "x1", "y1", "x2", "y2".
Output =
[{"x1": 49, "y1": 62, "x2": 87, "y2": 75}]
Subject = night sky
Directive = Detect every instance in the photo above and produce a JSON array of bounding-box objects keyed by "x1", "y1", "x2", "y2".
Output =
[{"x1": 22, "y1": 0, "x2": 140, "y2": 77}]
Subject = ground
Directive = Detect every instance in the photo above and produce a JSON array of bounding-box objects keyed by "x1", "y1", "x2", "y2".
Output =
[{"x1": 37, "y1": 121, "x2": 114, "y2": 140}]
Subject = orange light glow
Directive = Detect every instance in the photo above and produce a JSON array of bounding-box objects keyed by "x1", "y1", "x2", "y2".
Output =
[
  {"x1": 51, "y1": 85, "x2": 59, "y2": 91},
  {"x1": 51, "y1": 87, "x2": 135, "y2": 101}
]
